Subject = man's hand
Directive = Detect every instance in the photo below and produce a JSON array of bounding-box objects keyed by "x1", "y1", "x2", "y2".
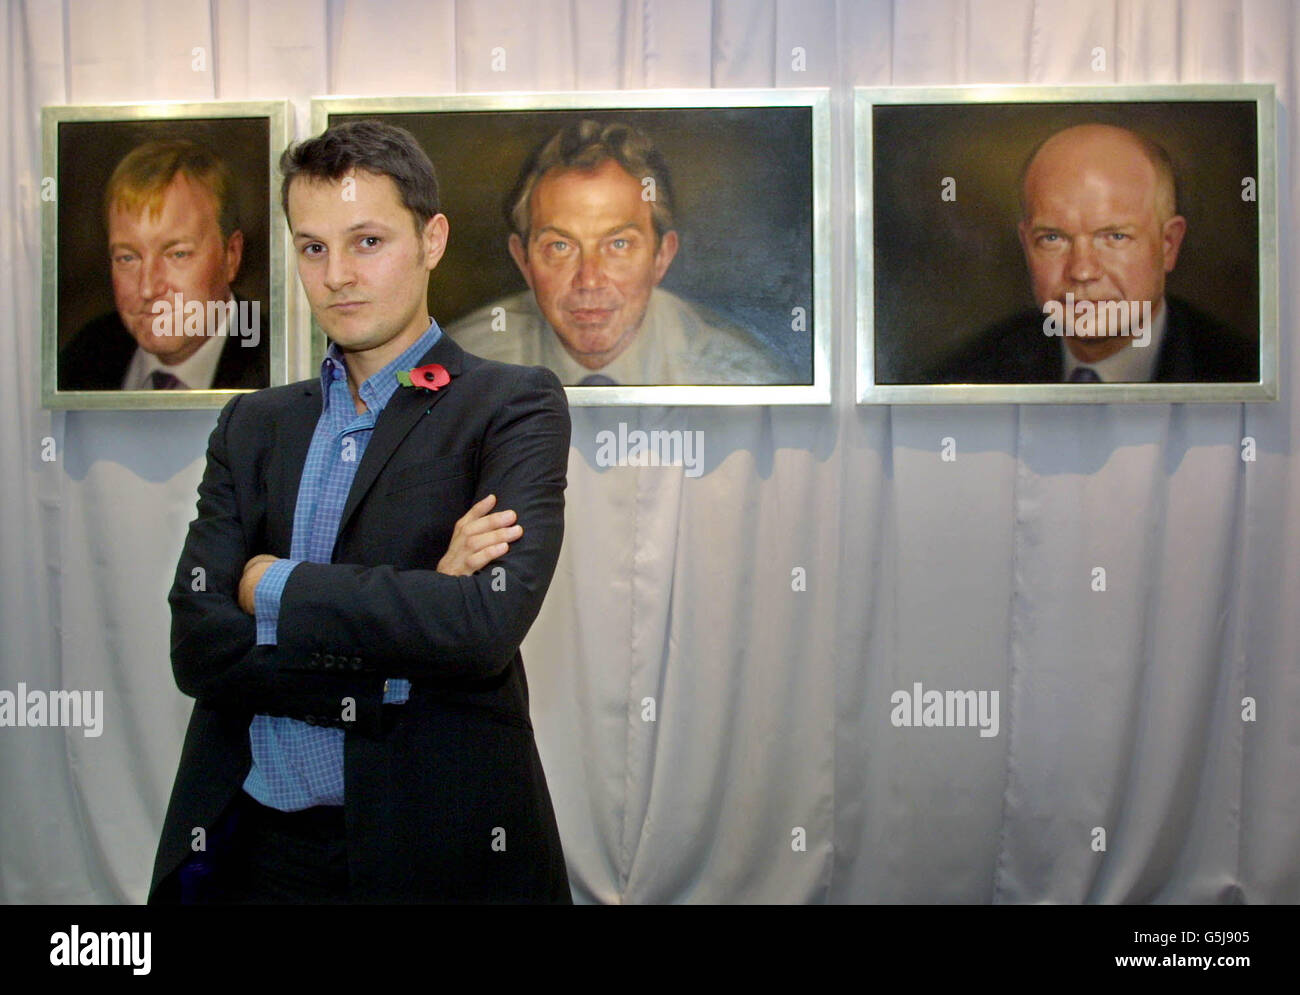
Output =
[
  {"x1": 238, "y1": 553, "x2": 280, "y2": 614},
  {"x1": 437, "y1": 494, "x2": 523, "y2": 576}
]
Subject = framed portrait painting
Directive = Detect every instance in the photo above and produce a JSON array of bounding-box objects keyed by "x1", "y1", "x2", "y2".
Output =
[
  {"x1": 42, "y1": 100, "x2": 292, "y2": 409},
  {"x1": 855, "y1": 84, "x2": 1277, "y2": 404},
  {"x1": 311, "y1": 90, "x2": 831, "y2": 406}
]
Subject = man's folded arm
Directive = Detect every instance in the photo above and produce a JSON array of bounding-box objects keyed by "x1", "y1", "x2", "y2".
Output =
[
  {"x1": 168, "y1": 395, "x2": 385, "y2": 720},
  {"x1": 274, "y1": 365, "x2": 571, "y2": 683}
]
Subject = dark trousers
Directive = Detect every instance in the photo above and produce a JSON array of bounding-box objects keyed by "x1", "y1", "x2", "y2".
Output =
[{"x1": 182, "y1": 791, "x2": 350, "y2": 904}]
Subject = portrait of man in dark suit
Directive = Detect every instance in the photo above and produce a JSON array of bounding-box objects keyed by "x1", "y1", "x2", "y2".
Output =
[
  {"x1": 931, "y1": 122, "x2": 1258, "y2": 384},
  {"x1": 58, "y1": 139, "x2": 269, "y2": 392},
  {"x1": 150, "y1": 120, "x2": 572, "y2": 903}
]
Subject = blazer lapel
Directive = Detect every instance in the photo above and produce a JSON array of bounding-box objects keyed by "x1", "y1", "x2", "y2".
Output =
[
  {"x1": 335, "y1": 334, "x2": 467, "y2": 543},
  {"x1": 270, "y1": 380, "x2": 322, "y2": 552},
  {"x1": 212, "y1": 295, "x2": 268, "y2": 389},
  {"x1": 1023, "y1": 313, "x2": 1064, "y2": 381},
  {"x1": 1153, "y1": 298, "x2": 1192, "y2": 382}
]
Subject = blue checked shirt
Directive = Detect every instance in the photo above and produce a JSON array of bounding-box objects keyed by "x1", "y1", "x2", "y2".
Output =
[{"x1": 243, "y1": 320, "x2": 442, "y2": 811}]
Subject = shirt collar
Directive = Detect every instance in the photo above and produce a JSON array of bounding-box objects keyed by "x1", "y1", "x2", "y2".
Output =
[
  {"x1": 126, "y1": 331, "x2": 227, "y2": 389},
  {"x1": 1061, "y1": 298, "x2": 1167, "y2": 383},
  {"x1": 123, "y1": 293, "x2": 235, "y2": 389},
  {"x1": 320, "y1": 319, "x2": 443, "y2": 412}
]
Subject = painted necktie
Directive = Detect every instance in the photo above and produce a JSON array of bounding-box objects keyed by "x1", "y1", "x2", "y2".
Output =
[{"x1": 149, "y1": 370, "x2": 187, "y2": 390}]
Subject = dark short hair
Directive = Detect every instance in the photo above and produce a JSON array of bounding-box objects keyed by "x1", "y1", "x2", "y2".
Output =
[
  {"x1": 279, "y1": 119, "x2": 440, "y2": 230},
  {"x1": 506, "y1": 120, "x2": 675, "y2": 248},
  {"x1": 106, "y1": 139, "x2": 238, "y2": 238}
]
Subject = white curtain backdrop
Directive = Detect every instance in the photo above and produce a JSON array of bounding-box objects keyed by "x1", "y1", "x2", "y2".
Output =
[{"x1": 1, "y1": 0, "x2": 1296, "y2": 903}]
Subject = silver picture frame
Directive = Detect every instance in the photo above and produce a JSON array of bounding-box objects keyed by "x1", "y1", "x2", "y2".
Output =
[
  {"x1": 855, "y1": 84, "x2": 1278, "y2": 404},
  {"x1": 42, "y1": 99, "x2": 293, "y2": 409},
  {"x1": 309, "y1": 89, "x2": 832, "y2": 406}
]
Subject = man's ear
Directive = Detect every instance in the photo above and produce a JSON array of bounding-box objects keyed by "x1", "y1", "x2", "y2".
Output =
[
  {"x1": 508, "y1": 233, "x2": 534, "y2": 289},
  {"x1": 421, "y1": 214, "x2": 450, "y2": 271},
  {"x1": 1016, "y1": 220, "x2": 1033, "y2": 260},
  {"x1": 1161, "y1": 215, "x2": 1187, "y2": 273},
  {"x1": 652, "y1": 230, "x2": 679, "y2": 284},
  {"x1": 223, "y1": 229, "x2": 245, "y2": 284}
]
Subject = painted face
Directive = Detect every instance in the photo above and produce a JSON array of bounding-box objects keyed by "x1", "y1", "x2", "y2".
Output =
[
  {"x1": 509, "y1": 159, "x2": 678, "y2": 370},
  {"x1": 108, "y1": 173, "x2": 242, "y2": 364},
  {"x1": 1018, "y1": 125, "x2": 1186, "y2": 362},
  {"x1": 289, "y1": 168, "x2": 446, "y2": 369}
]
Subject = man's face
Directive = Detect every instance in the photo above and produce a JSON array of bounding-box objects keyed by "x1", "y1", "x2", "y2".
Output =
[
  {"x1": 508, "y1": 159, "x2": 678, "y2": 370},
  {"x1": 108, "y1": 173, "x2": 243, "y2": 364},
  {"x1": 1017, "y1": 126, "x2": 1186, "y2": 362},
  {"x1": 288, "y1": 169, "x2": 446, "y2": 362}
]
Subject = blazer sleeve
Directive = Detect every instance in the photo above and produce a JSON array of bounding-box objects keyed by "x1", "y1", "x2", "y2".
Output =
[
  {"x1": 168, "y1": 395, "x2": 388, "y2": 730},
  {"x1": 273, "y1": 364, "x2": 571, "y2": 683}
]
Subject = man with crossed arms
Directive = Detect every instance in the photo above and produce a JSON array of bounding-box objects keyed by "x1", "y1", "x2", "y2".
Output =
[{"x1": 150, "y1": 120, "x2": 571, "y2": 903}]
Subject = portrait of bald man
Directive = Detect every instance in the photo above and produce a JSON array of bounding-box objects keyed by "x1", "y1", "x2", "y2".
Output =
[
  {"x1": 932, "y1": 122, "x2": 1257, "y2": 384},
  {"x1": 448, "y1": 120, "x2": 799, "y2": 387}
]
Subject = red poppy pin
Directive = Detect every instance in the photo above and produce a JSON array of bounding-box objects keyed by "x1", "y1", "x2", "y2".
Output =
[{"x1": 396, "y1": 362, "x2": 451, "y2": 392}]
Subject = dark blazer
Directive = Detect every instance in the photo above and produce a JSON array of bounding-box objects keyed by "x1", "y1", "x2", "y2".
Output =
[
  {"x1": 928, "y1": 296, "x2": 1259, "y2": 384},
  {"x1": 149, "y1": 333, "x2": 572, "y2": 903},
  {"x1": 58, "y1": 299, "x2": 268, "y2": 390}
]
